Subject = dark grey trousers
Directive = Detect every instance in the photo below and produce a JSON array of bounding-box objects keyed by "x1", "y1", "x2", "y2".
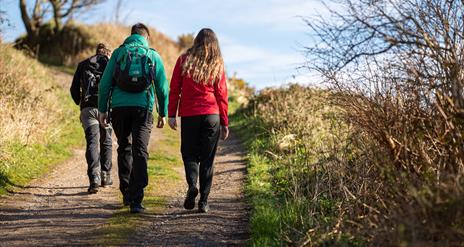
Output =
[
  {"x1": 83, "y1": 123, "x2": 113, "y2": 184},
  {"x1": 181, "y1": 114, "x2": 220, "y2": 203}
]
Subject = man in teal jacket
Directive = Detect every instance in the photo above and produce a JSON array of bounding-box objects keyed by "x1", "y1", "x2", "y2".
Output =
[{"x1": 98, "y1": 23, "x2": 169, "y2": 213}]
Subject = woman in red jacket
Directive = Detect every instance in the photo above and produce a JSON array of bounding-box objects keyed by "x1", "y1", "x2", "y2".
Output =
[{"x1": 168, "y1": 28, "x2": 229, "y2": 213}]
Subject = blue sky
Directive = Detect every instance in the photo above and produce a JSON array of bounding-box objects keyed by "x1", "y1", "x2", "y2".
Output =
[{"x1": 1, "y1": 0, "x2": 325, "y2": 88}]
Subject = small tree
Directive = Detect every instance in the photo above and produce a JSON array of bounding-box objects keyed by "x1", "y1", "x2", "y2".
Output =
[{"x1": 18, "y1": 0, "x2": 103, "y2": 51}]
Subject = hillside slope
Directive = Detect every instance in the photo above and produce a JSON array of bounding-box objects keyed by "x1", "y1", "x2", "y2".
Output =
[
  {"x1": 0, "y1": 44, "x2": 82, "y2": 193},
  {"x1": 88, "y1": 24, "x2": 181, "y2": 76}
]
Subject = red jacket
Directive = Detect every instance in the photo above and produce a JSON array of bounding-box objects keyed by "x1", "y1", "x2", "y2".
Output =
[{"x1": 168, "y1": 55, "x2": 229, "y2": 126}]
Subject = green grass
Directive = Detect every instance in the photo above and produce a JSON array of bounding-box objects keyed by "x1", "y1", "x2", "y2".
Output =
[
  {"x1": 230, "y1": 112, "x2": 282, "y2": 246},
  {"x1": 97, "y1": 127, "x2": 182, "y2": 246}
]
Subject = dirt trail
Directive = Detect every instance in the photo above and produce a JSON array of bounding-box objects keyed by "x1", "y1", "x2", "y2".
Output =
[
  {"x1": 0, "y1": 149, "x2": 121, "y2": 246},
  {"x1": 128, "y1": 133, "x2": 250, "y2": 247},
  {"x1": 0, "y1": 70, "x2": 250, "y2": 246}
]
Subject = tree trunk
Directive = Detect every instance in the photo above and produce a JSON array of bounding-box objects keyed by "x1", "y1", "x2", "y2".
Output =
[
  {"x1": 50, "y1": 0, "x2": 62, "y2": 34},
  {"x1": 19, "y1": 0, "x2": 33, "y2": 37}
]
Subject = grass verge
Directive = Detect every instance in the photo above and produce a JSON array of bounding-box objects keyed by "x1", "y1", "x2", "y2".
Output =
[
  {"x1": 231, "y1": 85, "x2": 363, "y2": 246},
  {"x1": 230, "y1": 113, "x2": 281, "y2": 246}
]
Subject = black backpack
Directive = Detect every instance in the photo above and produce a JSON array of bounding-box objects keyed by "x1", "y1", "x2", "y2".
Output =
[
  {"x1": 113, "y1": 45, "x2": 156, "y2": 93},
  {"x1": 82, "y1": 55, "x2": 108, "y2": 103}
]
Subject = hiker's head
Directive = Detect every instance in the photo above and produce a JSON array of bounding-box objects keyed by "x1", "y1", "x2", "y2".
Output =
[
  {"x1": 182, "y1": 28, "x2": 224, "y2": 85},
  {"x1": 96, "y1": 43, "x2": 111, "y2": 57},
  {"x1": 131, "y1": 23, "x2": 150, "y2": 39}
]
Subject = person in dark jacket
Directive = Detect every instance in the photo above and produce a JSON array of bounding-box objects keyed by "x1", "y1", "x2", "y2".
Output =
[
  {"x1": 71, "y1": 43, "x2": 113, "y2": 194},
  {"x1": 168, "y1": 28, "x2": 229, "y2": 213},
  {"x1": 98, "y1": 23, "x2": 169, "y2": 213}
]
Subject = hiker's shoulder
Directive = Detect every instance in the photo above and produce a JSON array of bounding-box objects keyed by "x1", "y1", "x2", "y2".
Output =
[
  {"x1": 148, "y1": 48, "x2": 162, "y2": 60},
  {"x1": 148, "y1": 47, "x2": 159, "y2": 55},
  {"x1": 78, "y1": 57, "x2": 91, "y2": 66},
  {"x1": 113, "y1": 45, "x2": 125, "y2": 54}
]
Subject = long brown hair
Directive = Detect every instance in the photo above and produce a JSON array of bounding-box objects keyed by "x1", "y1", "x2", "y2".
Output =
[{"x1": 182, "y1": 28, "x2": 224, "y2": 85}]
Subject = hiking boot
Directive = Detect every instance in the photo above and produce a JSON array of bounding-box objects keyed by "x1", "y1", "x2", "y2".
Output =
[
  {"x1": 130, "y1": 203, "x2": 146, "y2": 214},
  {"x1": 183, "y1": 187, "x2": 198, "y2": 210},
  {"x1": 101, "y1": 172, "x2": 113, "y2": 187},
  {"x1": 198, "y1": 201, "x2": 209, "y2": 213},
  {"x1": 87, "y1": 183, "x2": 99, "y2": 194}
]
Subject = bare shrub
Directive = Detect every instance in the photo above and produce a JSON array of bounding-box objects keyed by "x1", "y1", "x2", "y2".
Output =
[{"x1": 304, "y1": 0, "x2": 464, "y2": 245}]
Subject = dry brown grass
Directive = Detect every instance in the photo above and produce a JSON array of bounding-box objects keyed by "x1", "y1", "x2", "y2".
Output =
[{"x1": 0, "y1": 44, "x2": 64, "y2": 147}]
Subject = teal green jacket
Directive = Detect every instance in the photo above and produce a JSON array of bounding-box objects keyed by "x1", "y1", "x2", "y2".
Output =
[{"x1": 98, "y1": 34, "x2": 169, "y2": 116}]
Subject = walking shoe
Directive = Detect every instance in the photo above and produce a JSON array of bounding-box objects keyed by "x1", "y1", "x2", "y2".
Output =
[
  {"x1": 130, "y1": 203, "x2": 146, "y2": 214},
  {"x1": 198, "y1": 201, "x2": 209, "y2": 213},
  {"x1": 101, "y1": 172, "x2": 113, "y2": 187},
  {"x1": 87, "y1": 183, "x2": 99, "y2": 194},
  {"x1": 183, "y1": 187, "x2": 199, "y2": 210}
]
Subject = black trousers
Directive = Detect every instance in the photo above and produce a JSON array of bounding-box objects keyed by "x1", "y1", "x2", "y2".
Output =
[
  {"x1": 111, "y1": 107, "x2": 153, "y2": 204},
  {"x1": 181, "y1": 114, "x2": 220, "y2": 202},
  {"x1": 84, "y1": 124, "x2": 112, "y2": 184}
]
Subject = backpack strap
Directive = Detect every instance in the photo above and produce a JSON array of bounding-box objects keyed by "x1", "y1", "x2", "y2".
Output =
[{"x1": 108, "y1": 45, "x2": 126, "y2": 123}]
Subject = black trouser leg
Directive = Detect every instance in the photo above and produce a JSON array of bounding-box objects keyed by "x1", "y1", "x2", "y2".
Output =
[
  {"x1": 111, "y1": 110, "x2": 133, "y2": 195},
  {"x1": 129, "y1": 110, "x2": 152, "y2": 204},
  {"x1": 112, "y1": 108, "x2": 152, "y2": 205},
  {"x1": 181, "y1": 115, "x2": 220, "y2": 202},
  {"x1": 84, "y1": 124, "x2": 101, "y2": 184},
  {"x1": 99, "y1": 126, "x2": 113, "y2": 173},
  {"x1": 181, "y1": 117, "x2": 201, "y2": 189},
  {"x1": 199, "y1": 115, "x2": 220, "y2": 202}
]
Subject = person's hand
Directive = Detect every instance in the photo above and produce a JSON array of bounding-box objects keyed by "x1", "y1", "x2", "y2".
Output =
[
  {"x1": 157, "y1": 116, "x2": 166, "y2": 128},
  {"x1": 99, "y1": 112, "x2": 109, "y2": 128},
  {"x1": 168, "y1": 117, "x2": 177, "y2": 130},
  {"x1": 220, "y1": 126, "x2": 229, "y2": 140}
]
